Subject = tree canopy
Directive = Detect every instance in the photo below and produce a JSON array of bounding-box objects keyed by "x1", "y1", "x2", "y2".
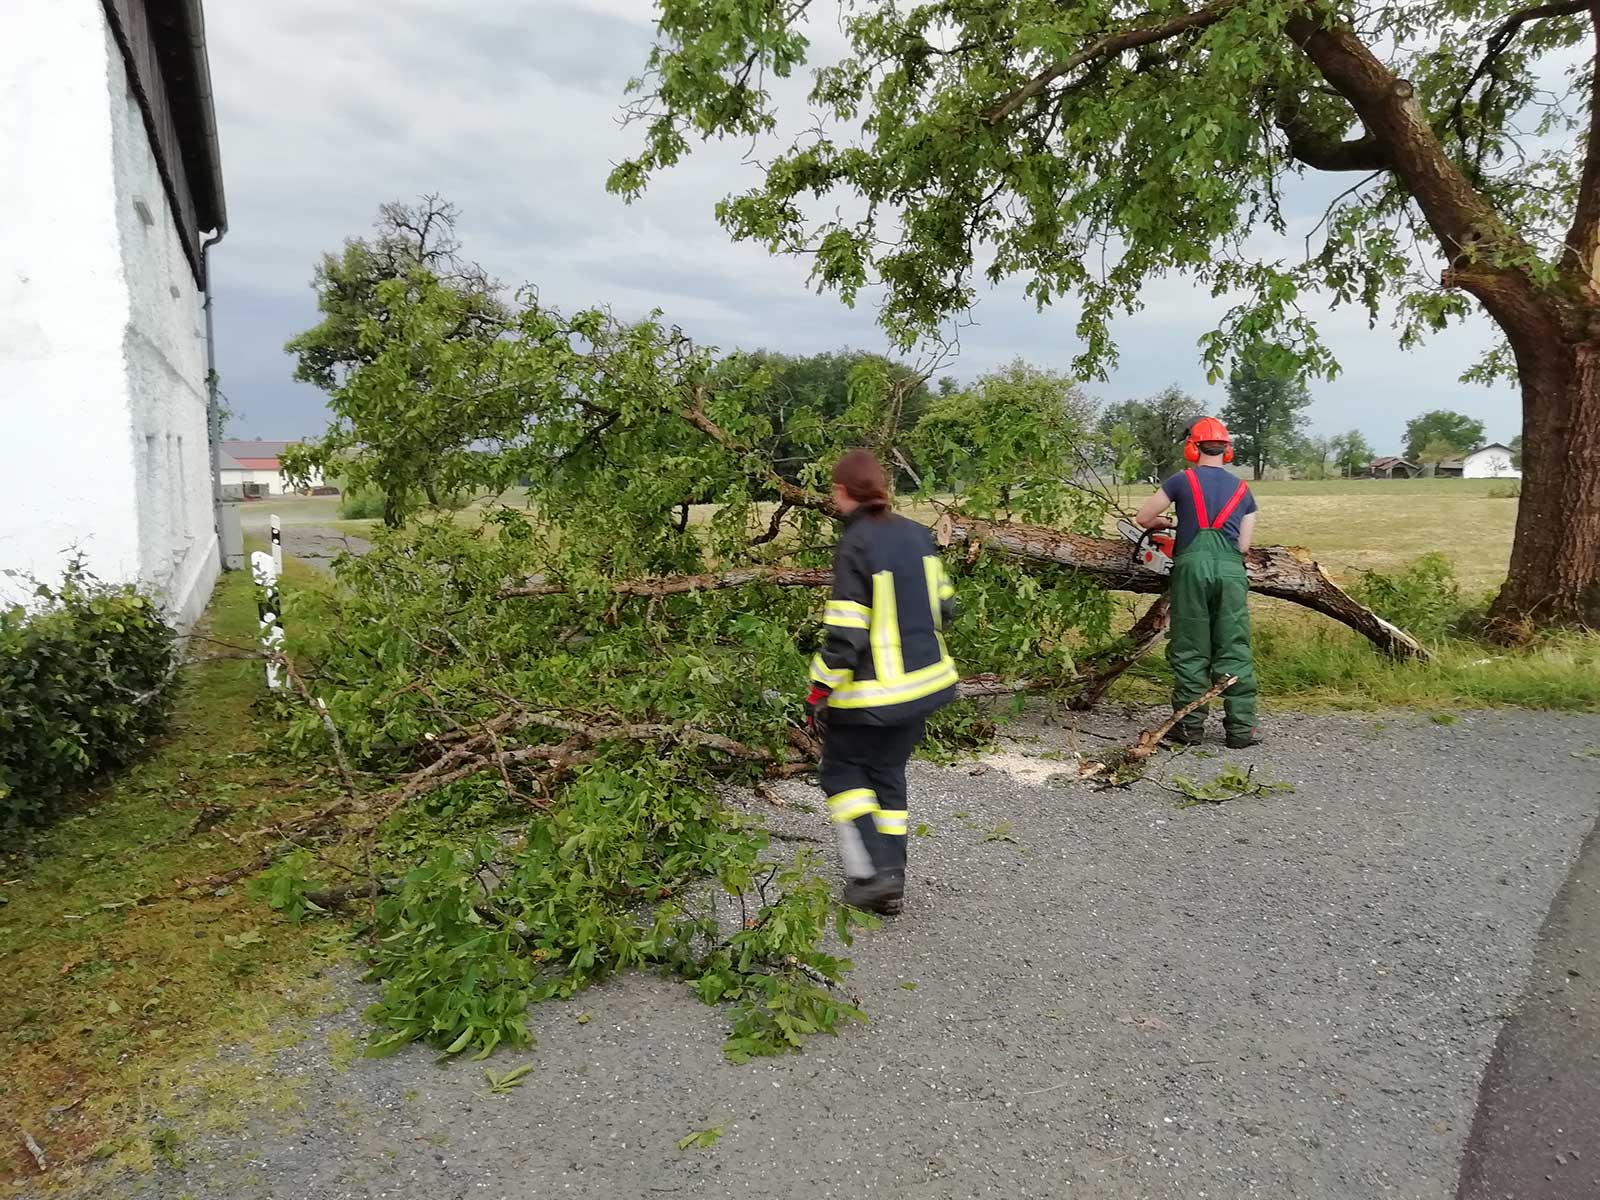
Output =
[
  {"x1": 615, "y1": 0, "x2": 1600, "y2": 626},
  {"x1": 283, "y1": 197, "x2": 509, "y2": 525},
  {"x1": 1222, "y1": 352, "x2": 1312, "y2": 479},
  {"x1": 1330, "y1": 429, "x2": 1376, "y2": 476},
  {"x1": 1098, "y1": 387, "x2": 1204, "y2": 480},
  {"x1": 1403, "y1": 409, "x2": 1487, "y2": 461}
]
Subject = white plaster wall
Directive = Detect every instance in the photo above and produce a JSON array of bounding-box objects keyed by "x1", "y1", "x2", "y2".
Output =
[
  {"x1": 1463, "y1": 448, "x2": 1520, "y2": 479},
  {"x1": 0, "y1": 4, "x2": 138, "y2": 604},
  {"x1": 106, "y1": 22, "x2": 219, "y2": 630}
]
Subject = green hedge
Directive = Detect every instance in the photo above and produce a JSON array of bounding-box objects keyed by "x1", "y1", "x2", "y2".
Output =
[{"x1": 1, "y1": 560, "x2": 177, "y2": 828}]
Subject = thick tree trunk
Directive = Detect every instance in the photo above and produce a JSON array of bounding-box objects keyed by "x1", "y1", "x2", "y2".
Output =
[{"x1": 1490, "y1": 343, "x2": 1600, "y2": 630}]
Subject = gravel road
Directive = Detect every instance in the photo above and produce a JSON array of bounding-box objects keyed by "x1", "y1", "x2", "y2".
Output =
[
  {"x1": 94, "y1": 708, "x2": 1600, "y2": 1200},
  {"x1": 266, "y1": 525, "x2": 374, "y2": 574}
]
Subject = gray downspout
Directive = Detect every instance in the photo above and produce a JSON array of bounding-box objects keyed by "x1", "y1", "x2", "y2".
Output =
[{"x1": 202, "y1": 228, "x2": 226, "y2": 562}]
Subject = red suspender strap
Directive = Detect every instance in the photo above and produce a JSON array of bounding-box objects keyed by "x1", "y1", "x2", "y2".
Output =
[
  {"x1": 1211, "y1": 480, "x2": 1250, "y2": 530},
  {"x1": 1183, "y1": 469, "x2": 1210, "y2": 529}
]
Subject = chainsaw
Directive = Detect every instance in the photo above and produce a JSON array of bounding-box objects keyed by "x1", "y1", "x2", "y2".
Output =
[{"x1": 1116, "y1": 518, "x2": 1175, "y2": 577}]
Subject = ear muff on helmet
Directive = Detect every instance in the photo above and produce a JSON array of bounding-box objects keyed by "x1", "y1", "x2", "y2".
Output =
[{"x1": 1184, "y1": 417, "x2": 1234, "y2": 464}]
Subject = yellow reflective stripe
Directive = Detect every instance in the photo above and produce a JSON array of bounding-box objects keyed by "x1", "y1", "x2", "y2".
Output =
[
  {"x1": 870, "y1": 570, "x2": 903, "y2": 681},
  {"x1": 823, "y1": 599, "x2": 870, "y2": 630},
  {"x1": 874, "y1": 810, "x2": 908, "y2": 836},
  {"x1": 827, "y1": 788, "x2": 878, "y2": 823},
  {"x1": 810, "y1": 654, "x2": 849, "y2": 688},
  {"x1": 923, "y1": 556, "x2": 944, "y2": 629},
  {"x1": 829, "y1": 655, "x2": 959, "y2": 709}
]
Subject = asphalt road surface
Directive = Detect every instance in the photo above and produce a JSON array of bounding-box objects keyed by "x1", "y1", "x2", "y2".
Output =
[{"x1": 90, "y1": 708, "x2": 1600, "y2": 1200}]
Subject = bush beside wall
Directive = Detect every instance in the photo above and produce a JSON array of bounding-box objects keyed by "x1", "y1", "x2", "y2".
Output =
[{"x1": 0, "y1": 561, "x2": 177, "y2": 828}]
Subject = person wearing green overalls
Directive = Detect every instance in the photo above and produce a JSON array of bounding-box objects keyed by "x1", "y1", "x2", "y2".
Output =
[{"x1": 1134, "y1": 417, "x2": 1262, "y2": 748}]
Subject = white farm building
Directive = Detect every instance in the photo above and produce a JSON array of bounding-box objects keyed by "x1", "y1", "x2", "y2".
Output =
[
  {"x1": 1463, "y1": 443, "x2": 1521, "y2": 479},
  {"x1": 219, "y1": 440, "x2": 323, "y2": 498},
  {"x1": 0, "y1": 0, "x2": 227, "y2": 631}
]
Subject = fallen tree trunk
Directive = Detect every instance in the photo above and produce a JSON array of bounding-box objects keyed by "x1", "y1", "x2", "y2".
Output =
[
  {"x1": 663, "y1": 400, "x2": 1426, "y2": 659},
  {"x1": 936, "y1": 515, "x2": 1426, "y2": 661},
  {"x1": 506, "y1": 529, "x2": 1423, "y2": 661}
]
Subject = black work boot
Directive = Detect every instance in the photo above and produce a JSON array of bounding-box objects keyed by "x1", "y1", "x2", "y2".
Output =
[
  {"x1": 1162, "y1": 725, "x2": 1203, "y2": 747},
  {"x1": 843, "y1": 870, "x2": 905, "y2": 915},
  {"x1": 1225, "y1": 729, "x2": 1264, "y2": 749}
]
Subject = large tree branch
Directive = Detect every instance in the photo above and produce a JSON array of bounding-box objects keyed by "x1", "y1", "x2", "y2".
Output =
[
  {"x1": 504, "y1": 528, "x2": 1426, "y2": 660},
  {"x1": 1284, "y1": 9, "x2": 1552, "y2": 337},
  {"x1": 983, "y1": 1, "x2": 1240, "y2": 126},
  {"x1": 1274, "y1": 93, "x2": 1388, "y2": 171},
  {"x1": 1567, "y1": 3, "x2": 1600, "y2": 288},
  {"x1": 1452, "y1": 0, "x2": 1587, "y2": 142}
]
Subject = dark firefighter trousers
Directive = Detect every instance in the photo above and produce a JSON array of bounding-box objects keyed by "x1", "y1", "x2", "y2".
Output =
[
  {"x1": 818, "y1": 720, "x2": 925, "y2": 881},
  {"x1": 1167, "y1": 529, "x2": 1259, "y2": 739}
]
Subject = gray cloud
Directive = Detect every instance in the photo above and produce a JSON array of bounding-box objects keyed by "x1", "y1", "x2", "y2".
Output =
[{"x1": 208, "y1": 1, "x2": 1520, "y2": 452}]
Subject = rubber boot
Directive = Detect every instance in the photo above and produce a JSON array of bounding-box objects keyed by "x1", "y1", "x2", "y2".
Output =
[{"x1": 843, "y1": 870, "x2": 905, "y2": 915}]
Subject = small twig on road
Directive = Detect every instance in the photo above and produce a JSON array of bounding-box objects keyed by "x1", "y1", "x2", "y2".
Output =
[
  {"x1": 1018, "y1": 1080, "x2": 1074, "y2": 1097},
  {"x1": 19, "y1": 1127, "x2": 47, "y2": 1173}
]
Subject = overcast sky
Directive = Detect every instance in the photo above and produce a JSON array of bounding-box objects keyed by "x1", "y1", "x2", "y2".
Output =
[{"x1": 205, "y1": 0, "x2": 1522, "y2": 454}]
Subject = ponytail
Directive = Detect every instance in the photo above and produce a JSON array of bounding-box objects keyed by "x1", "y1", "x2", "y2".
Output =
[{"x1": 832, "y1": 449, "x2": 891, "y2": 517}]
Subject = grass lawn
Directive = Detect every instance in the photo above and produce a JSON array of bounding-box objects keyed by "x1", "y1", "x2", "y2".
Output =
[
  {"x1": 0, "y1": 569, "x2": 348, "y2": 1191},
  {"x1": 1189, "y1": 477, "x2": 1519, "y2": 595}
]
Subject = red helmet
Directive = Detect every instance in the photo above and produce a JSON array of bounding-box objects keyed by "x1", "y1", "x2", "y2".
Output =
[{"x1": 1184, "y1": 416, "x2": 1234, "y2": 464}]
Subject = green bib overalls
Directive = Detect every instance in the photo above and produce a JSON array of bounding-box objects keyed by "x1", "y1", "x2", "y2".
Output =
[{"x1": 1167, "y1": 475, "x2": 1259, "y2": 740}]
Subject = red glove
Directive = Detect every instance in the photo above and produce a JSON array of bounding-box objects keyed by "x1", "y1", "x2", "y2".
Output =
[{"x1": 806, "y1": 685, "x2": 831, "y2": 735}]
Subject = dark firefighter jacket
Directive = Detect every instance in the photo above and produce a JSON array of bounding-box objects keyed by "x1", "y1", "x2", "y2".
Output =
[{"x1": 810, "y1": 511, "x2": 958, "y2": 725}]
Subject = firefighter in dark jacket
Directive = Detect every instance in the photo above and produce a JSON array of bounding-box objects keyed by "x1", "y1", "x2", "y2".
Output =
[{"x1": 806, "y1": 450, "x2": 958, "y2": 915}]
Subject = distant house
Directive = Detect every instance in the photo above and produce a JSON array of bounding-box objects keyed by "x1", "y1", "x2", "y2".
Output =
[
  {"x1": 218, "y1": 440, "x2": 323, "y2": 498},
  {"x1": 1, "y1": 0, "x2": 227, "y2": 631},
  {"x1": 1463, "y1": 443, "x2": 1520, "y2": 479},
  {"x1": 1368, "y1": 456, "x2": 1420, "y2": 479},
  {"x1": 1432, "y1": 458, "x2": 1466, "y2": 478}
]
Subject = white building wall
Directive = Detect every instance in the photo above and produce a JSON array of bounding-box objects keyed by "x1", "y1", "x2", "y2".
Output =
[
  {"x1": 106, "y1": 20, "x2": 219, "y2": 630},
  {"x1": 1463, "y1": 448, "x2": 1521, "y2": 479},
  {"x1": 0, "y1": 4, "x2": 139, "y2": 603},
  {"x1": 0, "y1": 5, "x2": 219, "y2": 631}
]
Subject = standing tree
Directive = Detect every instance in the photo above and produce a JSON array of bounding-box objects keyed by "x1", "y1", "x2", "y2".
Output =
[
  {"x1": 1510, "y1": 434, "x2": 1524, "y2": 468},
  {"x1": 710, "y1": 349, "x2": 932, "y2": 486},
  {"x1": 284, "y1": 196, "x2": 507, "y2": 526},
  {"x1": 1403, "y1": 410, "x2": 1487, "y2": 462},
  {"x1": 1418, "y1": 436, "x2": 1468, "y2": 474},
  {"x1": 1221, "y1": 350, "x2": 1312, "y2": 479},
  {"x1": 616, "y1": 1, "x2": 1600, "y2": 628},
  {"x1": 911, "y1": 359, "x2": 1099, "y2": 512},
  {"x1": 1283, "y1": 432, "x2": 1334, "y2": 479},
  {"x1": 1097, "y1": 386, "x2": 1204, "y2": 479},
  {"x1": 1330, "y1": 429, "x2": 1376, "y2": 477}
]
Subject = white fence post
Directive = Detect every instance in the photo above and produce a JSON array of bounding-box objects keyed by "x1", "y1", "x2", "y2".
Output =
[
  {"x1": 270, "y1": 513, "x2": 283, "y2": 577},
  {"x1": 250, "y1": 550, "x2": 284, "y2": 690}
]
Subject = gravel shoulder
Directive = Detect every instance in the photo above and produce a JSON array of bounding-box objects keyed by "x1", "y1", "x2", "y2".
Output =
[{"x1": 90, "y1": 708, "x2": 1600, "y2": 1200}]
